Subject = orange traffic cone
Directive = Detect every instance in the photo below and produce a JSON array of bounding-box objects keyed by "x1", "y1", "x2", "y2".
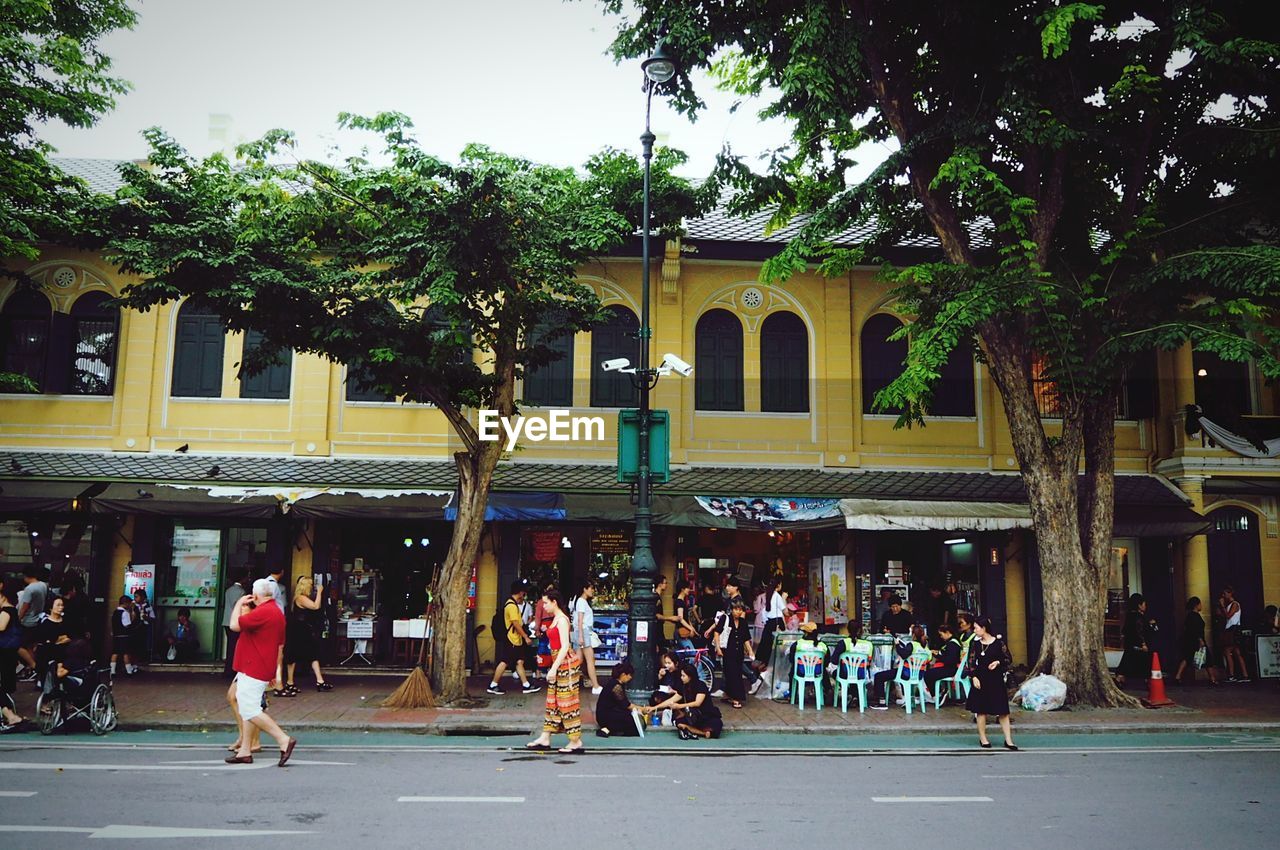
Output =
[{"x1": 1143, "y1": 651, "x2": 1176, "y2": 708}]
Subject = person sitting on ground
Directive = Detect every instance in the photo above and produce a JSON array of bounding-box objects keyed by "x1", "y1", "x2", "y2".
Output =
[
  {"x1": 878, "y1": 595, "x2": 915, "y2": 636},
  {"x1": 923, "y1": 622, "x2": 963, "y2": 704},
  {"x1": 165, "y1": 607, "x2": 200, "y2": 662},
  {"x1": 594, "y1": 661, "x2": 647, "y2": 738},
  {"x1": 649, "y1": 651, "x2": 682, "y2": 708},
  {"x1": 667, "y1": 661, "x2": 723, "y2": 740},
  {"x1": 870, "y1": 625, "x2": 930, "y2": 709}
]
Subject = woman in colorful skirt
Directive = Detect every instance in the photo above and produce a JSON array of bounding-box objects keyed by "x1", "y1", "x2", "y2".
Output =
[{"x1": 526, "y1": 590, "x2": 584, "y2": 754}]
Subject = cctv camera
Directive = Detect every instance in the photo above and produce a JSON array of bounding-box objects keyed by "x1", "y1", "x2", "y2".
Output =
[
  {"x1": 601, "y1": 358, "x2": 632, "y2": 373},
  {"x1": 662, "y1": 353, "x2": 693, "y2": 377}
]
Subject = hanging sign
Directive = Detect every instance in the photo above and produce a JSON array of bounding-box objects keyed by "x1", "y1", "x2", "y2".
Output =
[
  {"x1": 695, "y1": 496, "x2": 841, "y2": 525},
  {"x1": 530, "y1": 531, "x2": 561, "y2": 562},
  {"x1": 590, "y1": 528, "x2": 631, "y2": 556}
]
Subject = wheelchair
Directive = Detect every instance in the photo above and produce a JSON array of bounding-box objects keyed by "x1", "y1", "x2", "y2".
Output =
[{"x1": 35, "y1": 663, "x2": 118, "y2": 736}]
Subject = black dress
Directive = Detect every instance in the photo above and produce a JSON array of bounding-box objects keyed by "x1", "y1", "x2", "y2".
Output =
[
  {"x1": 1117, "y1": 611, "x2": 1152, "y2": 679},
  {"x1": 1180, "y1": 611, "x2": 1207, "y2": 667},
  {"x1": 722, "y1": 619, "x2": 752, "y2": 702},
  {"x1": 965, "y1": 637, "x2": 1012, "y2": 717},
  {"x1": 594, "y1": 679, "x2": 640, "y2": 736},
  {"x1": 285, "y1": 603, "x2": 320, "y2": 665}
]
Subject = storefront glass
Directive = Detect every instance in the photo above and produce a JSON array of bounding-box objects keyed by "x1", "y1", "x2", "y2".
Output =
[{"x1": 1104, "y1": 541, "x2": 1141, "y2": 655}]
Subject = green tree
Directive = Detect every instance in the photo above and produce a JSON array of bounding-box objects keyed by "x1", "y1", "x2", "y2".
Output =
[
  {"x1": 1, "y1": 0, "x2": 135, "y2": 264},
  {"x1": 604, "y1": 1, "x2": 1280, "y2": 705},
  {"x1": 91, "y1": 113, "x2": 701, "y2": 703}
]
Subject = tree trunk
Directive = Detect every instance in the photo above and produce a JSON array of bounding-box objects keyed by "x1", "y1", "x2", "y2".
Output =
[{"x1": 979, "y1": 323, "x2": 1139, "y2": 707}]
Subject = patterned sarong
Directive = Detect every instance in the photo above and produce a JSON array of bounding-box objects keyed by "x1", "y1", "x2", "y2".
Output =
[{"x1": 543, "y1": 653, "x2": 582, "y2": 739}]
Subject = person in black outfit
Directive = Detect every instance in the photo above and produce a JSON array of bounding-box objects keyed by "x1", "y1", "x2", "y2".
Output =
[
  {"x1": 927, "y1": 585, "x2": 957, "y2": 646},
  {"x1": 878, "y1": 596, "x2": 914, "y2": 635},
  {"x1": 594, "y1": 661, "x2": 646, "y2": 737},
  {"x1": 59, "y1": 576, "x2": 91, "y2": 642},
  {"x1": 650, "y1": 651, "x2": 682, "y2": 707},
  {"x1": 1173, "y1": 596, "x2": 1219, "y2": 686},
  {"x1": 966, "y1": 615, "x2": 1017, "y2": 750},
  {"x1": 721, "y1": 601, "x2": 756, "y2": 709},
  {"x1": 870, "y1": 625, "x2": 927, "y2": 709},
  {"x1": 672, "y1": 662, "x2": 723, "y2": 740},
  {"x1": 1116, "y1": 593, "x2": 1156, "y2": 686},
  {"x1": 923, "y1": 622, "x2": 962, "y2": 703}
]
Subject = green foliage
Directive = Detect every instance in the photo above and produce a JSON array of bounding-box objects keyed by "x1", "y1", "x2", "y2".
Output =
[
  {"x1": 87, "y1": 113, "x2": 700, "y2": 427},
  {"x1": 0, "y1": 0, "x2": 135, "y2": 265},
  {"x1": 603, "y1": 0, "x2": 1280, "y2": 428}
]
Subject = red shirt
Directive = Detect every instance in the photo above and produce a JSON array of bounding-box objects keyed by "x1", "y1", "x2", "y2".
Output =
[{"x1": 233, "y1": 600, "x2": 285, "y2": 681}]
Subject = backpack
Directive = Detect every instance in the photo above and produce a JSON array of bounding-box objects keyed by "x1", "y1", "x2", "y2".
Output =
[
  {"x1": 492, "y1": 598, "x2": 514, "y2": 644},
  {"x1": 0, "y1": 607, "x2": 22, "y2": 649}
]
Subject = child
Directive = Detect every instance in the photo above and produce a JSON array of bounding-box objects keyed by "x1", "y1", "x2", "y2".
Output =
[{"x1": 111, "y1": 595, "x2": 137, "y2": 675}]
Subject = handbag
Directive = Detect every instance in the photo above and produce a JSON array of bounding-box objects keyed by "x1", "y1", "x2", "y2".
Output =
[
  {"x1": 1193, "y1": 646, "x2": 1207, "y2": 669},
  {"x1": 589, "y1": 631, "x2": 602, "y2": 650}
]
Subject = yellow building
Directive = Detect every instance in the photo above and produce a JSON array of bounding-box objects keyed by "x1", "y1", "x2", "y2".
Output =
[{"x1": 1, "y1": 158, "x2": 1277, "y2": 679}]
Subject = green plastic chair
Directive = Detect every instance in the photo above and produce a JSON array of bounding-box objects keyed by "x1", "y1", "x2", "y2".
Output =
[
  {"x1": 835, "y1": 651, "x2": 872, "y2": 713},
  {"x1": 791, "y1": 650, "x2": 826, "y2": 710},
  {"x1": 886, "y1": 651, "x2": 931, "y2": 714},
  {"x1": 933, "y1": 642, "x2": 972, "y2": 708}
]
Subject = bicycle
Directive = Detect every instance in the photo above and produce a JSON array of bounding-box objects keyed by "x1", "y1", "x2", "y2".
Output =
[{"x1": 671, "y1": 645, "x2": 716, "y2": 691}]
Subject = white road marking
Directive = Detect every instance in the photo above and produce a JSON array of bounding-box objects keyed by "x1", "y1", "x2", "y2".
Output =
[
  {"x1": 558, "y1": 773, "x2": 666, "y2": 779},
  {"x1": 398, "y1": 796, "x2": 525, "y2": 803},
  {"x1": 0, "y1": 791, "x2": 38, "y2": 797},
  {"x1": 0, "y1": 761, "x2": 276, "y2": 772},
  {"x1": 872, "y1": 796, "x2": 993, "y2": 803},
  {"x1": 0, "y1": 824, "x2": 311, "y2": 839}
]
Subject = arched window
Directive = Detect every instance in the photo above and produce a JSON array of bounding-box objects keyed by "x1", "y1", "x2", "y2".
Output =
[
  {"x1": 860, "y1": 313, "x2": 906, "y2": 414},
  {"x1": 524, "y1": 310, "x2": 575, "y2": 408},
  {"x1": 68, "y1": 291, "x2": 119, "y2": 395},
  {"x1": 760, "y1": 311, "x2": 808, "y2": 413},
  {"x1": 345, "y1": 362, "x2": 395, "y2": 402},
  {"x1": 1, "y1": 290, "x2": 52, "y2": 392},
  {"x1": 239, "y1": 329, "x2": 292, "y2": 400},
  {"x1": 590, "y1": 305, "x2": 639, "y2": 408},
  {"x1": 1194, "y1": 350, "x2": 1254, "y2": 418},
  {"x1": 695, "y1": 309, "x2": 744, "y2": 411},
  {"x1": 171, "y1": 301, "x2": 225, "y2": 398},
  {"x1": 930, "y1": 339, "x2": 976, "y2": 417}
]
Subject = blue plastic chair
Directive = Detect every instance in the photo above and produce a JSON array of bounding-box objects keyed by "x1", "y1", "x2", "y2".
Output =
[
  {"x1": 835, "y1": 652, "x2": 872, "y2": 713},
  {"x1": 791, "y1": 650, "x2": 826, "y2": 710},
  {"x1": 886, "y1": 652, "x2": 930, "y2": 714},
  {"x1": 934, "y1": 642, "x2": 972, "y2": 708}
]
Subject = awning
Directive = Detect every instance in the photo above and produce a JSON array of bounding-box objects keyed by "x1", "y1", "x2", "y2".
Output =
[
  {"x1": 90, "y1": 483, "x2": 280, "y2": 519},
  {"x1": 562, "y1": 494, "x2": 739, "y2": 528},
  {"x1": 445, "y1": 491, "x2": 566, "y2": 521},
  {"x1": 1114, "y1": 504, "x2": 1212, "y2": 537},
  {"x1": 0, "y1": 480, "x2": 92, "y2": 513},
  {"x1": 287, "y1": 489, "x2": 450, "y2": 520},
  {"x1": 840, "y1": 499, "x2": 1032, "y2": 531}
]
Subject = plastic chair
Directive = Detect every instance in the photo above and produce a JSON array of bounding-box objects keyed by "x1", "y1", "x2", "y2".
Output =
[
  {"x1": 886, "y1": 652, "x2": 930, "y2": 714},
  {"x1": 934, "y1": 643, "x2": 972, "y2": 708},
  {"x1": 791, "y1": 650, "x2": 826, "y2": 710},
  {"x1": 835, "y1": 652, "x2": 872, "y2": 713}
]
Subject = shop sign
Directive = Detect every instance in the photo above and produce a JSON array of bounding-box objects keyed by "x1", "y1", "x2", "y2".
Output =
[
  {"x1": 125, "y1": 565, "x2": 155, "y2": 601},
  {"x1": 345, "y1": 619, "x2": 374, "y2": 639},
  {"x1": 590, "y1": 528, "x2": 631, "y2": 556},
  {"x1": 530, "y1": 531, "x2": 562, "y2": 562},
  {"x1": 1258, "y1": 635, "x2": 1280, "y2": 679},
  {"x1": 695, "y1": 496, "x2": 840, "y2": 525},
  {"x1": 467, "y1": 560, "x2": 478, "y2": 611}
]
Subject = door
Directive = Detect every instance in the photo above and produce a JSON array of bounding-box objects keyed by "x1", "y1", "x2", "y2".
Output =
[{"x1": 1207, "y1": 507, "x2": 1264, "y2": 625}]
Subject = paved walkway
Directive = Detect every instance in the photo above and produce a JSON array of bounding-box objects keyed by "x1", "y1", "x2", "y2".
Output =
[{"x1": 7, "y1": 668, "x2": 1278, "y2": 737}]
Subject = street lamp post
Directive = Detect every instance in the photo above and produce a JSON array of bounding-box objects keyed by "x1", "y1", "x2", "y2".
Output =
[{"x1": 627, "y1": 38, "x2": 676, "y2": 701}]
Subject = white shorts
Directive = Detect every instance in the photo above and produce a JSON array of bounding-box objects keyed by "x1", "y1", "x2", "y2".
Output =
[{"x1": 234, "y1": 673, "x2": 268, "y2": 722}]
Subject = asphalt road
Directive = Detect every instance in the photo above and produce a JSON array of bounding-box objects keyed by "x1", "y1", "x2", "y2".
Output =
[{"x1": 1, "y1": 733, "x2": 1276, "y2": 848}]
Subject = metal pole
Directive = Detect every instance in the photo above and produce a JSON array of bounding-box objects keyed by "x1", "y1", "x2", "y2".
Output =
[{"x1": 628, "y1": 84, "x2": 658, "y2": 701}]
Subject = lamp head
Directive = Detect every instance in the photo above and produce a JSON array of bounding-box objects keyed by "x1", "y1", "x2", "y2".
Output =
[{"x1": 642, "y1": 39, "x2": 677, "y2": 85}]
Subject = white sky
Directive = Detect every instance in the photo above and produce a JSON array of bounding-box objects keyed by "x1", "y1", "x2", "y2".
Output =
[{"x1": 37, "y1": 0, "x2": 806, "y2": 176}]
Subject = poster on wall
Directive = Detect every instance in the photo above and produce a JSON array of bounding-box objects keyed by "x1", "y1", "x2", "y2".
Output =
[
  {"x1": 125, "y1": 564, "x2": 155, "y2": 602},
  {"x1": 807, "y1": 558, "x2": 824, "y2": 624},
  {"x1": 1258, "y1": 635, "x2": 1280, "y2": 679},
  {"x1": 171, "y1": 526, "x2": 221, "y2": 601},
  {"x1": 822, "y1": 555, "x2": 848, "y2": 625},
  {"x1": 696, "y1": 496, "x2": 841, "y2": 526}
]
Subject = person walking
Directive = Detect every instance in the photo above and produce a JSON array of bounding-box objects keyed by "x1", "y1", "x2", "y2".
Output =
[
  {"x1": 570, "y1": 580, "x2": 603, "y2": 694},
  {"x1": 222, "y1": 572, "x2": 247, "y2": 679},
  {"x1": 525, "y1": 590, "x2": 584, "y2": 754},
  {"x1": 487, "y1": 582, "x2": 539, "y2": 695},
  {"x1": 1116, "y1": 593, "x2": 1155, "y2": 687},
  {"x1": 720, "y1": 600, "x2": 757, "y2": 709},
  {"x1": 0, "y1": 580, "x2": 29, "y2": 730},
  {"x1": 1218, "y1": 586, "x2": 1250, "y2": 682},
  {"x1": 1174, "y1": 596, "x2": 1220, "y2": 686},
  {"x1": 282, "y1": 575, "x2": 332, "y2": 696},
  {"x1": 966, "y1": 616, "x2": 1017, "y2": 750},
  {"x1": 226, "y1": 578, "x2": 297, "y2": 767},
  {"x1": 264, "y1": 566, "x2": 287, "y2": 689}
]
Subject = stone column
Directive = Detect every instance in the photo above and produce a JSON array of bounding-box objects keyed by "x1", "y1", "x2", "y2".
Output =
[
  {"x1": 1003, "y1": 528, "x2": 1029, "y2": 665},
  {"x1": 1177, "y1": 476, "x2": 1212, "y2": 641}
]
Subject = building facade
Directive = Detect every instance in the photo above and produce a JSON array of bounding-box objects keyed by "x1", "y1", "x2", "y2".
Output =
[{"x1": 2, "y1": 160, "x2": 1277, "y2": 677}]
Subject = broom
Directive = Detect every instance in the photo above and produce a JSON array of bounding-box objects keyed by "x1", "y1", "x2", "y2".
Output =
[{"x1": 380, "y1": 584, "x2": 437, "y2": 709}]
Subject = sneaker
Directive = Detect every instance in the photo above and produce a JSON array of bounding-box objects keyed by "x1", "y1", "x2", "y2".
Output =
[
  {"x1": 486, "y1": 684, "x2": 503, "y2": 695},
  {"x1": 937, "y1": 691, "x2": 949, "y2": 707},
  {"x1": 871, "y1": 704, "x2": 889, "y2": 711},
  {"x1": 17, "y1": 668, "x2": 36, "y2": 682},
  {"x1": 710, "y1": 689, "x2": 726, "y2": 698},
  {"x1": 522, "y1": 682, "x2": 542, "y2": 695},
  {"x1": 895, "y1": 698, "x2": 906, "y2": 706},
  {"x1": 749, "y1": 679, "x2": 763, "y2": 695}
]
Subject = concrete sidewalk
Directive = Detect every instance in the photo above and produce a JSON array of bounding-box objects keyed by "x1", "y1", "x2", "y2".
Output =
[{"x1": 8, "y1": 668, "x2": 1279, "y2": 737}]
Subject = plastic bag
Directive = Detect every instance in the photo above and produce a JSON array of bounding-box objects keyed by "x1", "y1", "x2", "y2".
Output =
[
  {"x1": 1014, "y1": 673, "x2": 1067, "y2": 711},
  {"x1": 1193, "y1": 647, "x2": 1207, "y2": 669}
]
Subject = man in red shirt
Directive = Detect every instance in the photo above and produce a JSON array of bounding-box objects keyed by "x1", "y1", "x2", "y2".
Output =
[{"x1": 225, "y1": 578, "x2": 297, "y2": 766}]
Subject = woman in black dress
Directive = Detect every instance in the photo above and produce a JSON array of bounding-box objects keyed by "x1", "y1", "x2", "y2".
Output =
[
  {"x1": 283, "y1": 576, "x2": 332, "y2": 696},
  {"x1": 594, "y1": 661, "x2": 646, "y2": 737},
  {"x1": 721, "y1": 601, "x2": 756, "y2": 709},
  {"x1": 965, "y1": 615, "x2": 1017, "y2": 750},
  {"x1": 1174, "y1": 596, "x2": 1219, "y2": 686},
  {"x1": 1116, "y1": 593, "x2": 1155, "y2": 687}
]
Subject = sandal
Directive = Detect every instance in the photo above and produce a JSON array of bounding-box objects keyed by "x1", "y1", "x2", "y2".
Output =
[
  {"x1": 524, "y1": 742, "x2": 552, "y2": 751},
  {"x1": 730, "y1": 701, "x2": 744, "y2": 709},
  {"x1": 558, "y1": 745, "x2": 585, "y2": 754},
  {"x1": 315, "y1": 682, "x2": 333, "y2": 692}
]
